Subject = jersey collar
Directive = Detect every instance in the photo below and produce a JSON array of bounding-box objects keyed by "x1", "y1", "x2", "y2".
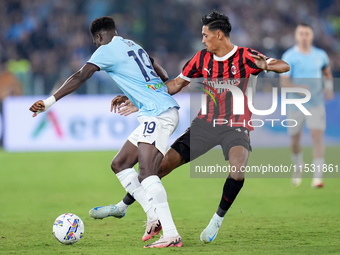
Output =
[
  {"x1": 213, "y1": 45, "x2": 238, "y2": 61},
  {"x1": 111, "y1": 36, "x2": 121, "y2": 42},
  {"x1": 294, "y1": 45, "x2": 313, "y2": 55}
]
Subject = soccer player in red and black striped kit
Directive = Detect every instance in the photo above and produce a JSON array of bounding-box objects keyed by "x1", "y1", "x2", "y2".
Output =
[{"x1": 90, "y1": 10, "x2": 290, "y2": 244}]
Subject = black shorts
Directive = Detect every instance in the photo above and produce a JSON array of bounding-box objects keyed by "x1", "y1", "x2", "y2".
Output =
[{"x1": 171, "y1": 118, "x2": 252, "y2": 163}]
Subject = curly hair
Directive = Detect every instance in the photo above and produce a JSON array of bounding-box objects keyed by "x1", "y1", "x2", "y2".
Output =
[
  {"x1": 201, "y1": 10, "x2": 232, "y2": 37},
  {"x1": 90, "y1": 16, "x2": 116, "y2": 36}
]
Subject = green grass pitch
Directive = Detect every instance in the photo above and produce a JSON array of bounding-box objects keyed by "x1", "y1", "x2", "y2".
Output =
[{"x1": 0, "y1": 147, "x2": 339, "y2": 255}]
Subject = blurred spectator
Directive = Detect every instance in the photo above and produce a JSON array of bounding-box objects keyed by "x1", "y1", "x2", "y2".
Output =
[
  {"x1": 0, "y1": 0, "x2": 339, "y2": 95},
  {"x1": 6, "y1": 46, "x2": 31, "y2": 95},
  {"x1": 0, "y1": 62, "x2": 22, "y2": 101}
]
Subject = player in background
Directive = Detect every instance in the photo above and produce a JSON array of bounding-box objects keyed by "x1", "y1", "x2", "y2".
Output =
[
  {"x1": 29, "y1": 16, "x2": 183, "y2": 248},
  {"x1": 281, "y1": 23, "x2": 334, "y2": 188},
  {"x1": 90, "y1": 10, "x2": 290, "y2": 243}
]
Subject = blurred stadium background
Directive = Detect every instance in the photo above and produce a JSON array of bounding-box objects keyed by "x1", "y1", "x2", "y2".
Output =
[{"x1": 1, "y1": 0, "x2": 340, "y2": 95}]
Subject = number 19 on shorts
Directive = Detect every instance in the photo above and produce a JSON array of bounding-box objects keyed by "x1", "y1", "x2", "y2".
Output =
[{"x1": 143, "y1": 121, "x2": 156, "y2": 134}]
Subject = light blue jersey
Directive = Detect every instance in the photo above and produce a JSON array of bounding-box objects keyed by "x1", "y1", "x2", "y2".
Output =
[
  {"x1": 281, "y1": 46, "x2": 329, "y2": 110},
  {"x1": 87, "y1": 36, "x2": 179, "y2": 117}
]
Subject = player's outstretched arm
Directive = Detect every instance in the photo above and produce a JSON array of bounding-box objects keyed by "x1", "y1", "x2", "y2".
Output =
[
  {"x1": 166, "y1": 76, "x2": 190, "y2": 95},
  {"x1": 249, "y1": 54, "x2": 290, "y2": 73},
  {"x1": 267, "y1": 59, "x2": 290, "y2": 73},
  {"x1": 29, "y1": 63, "x2": 98, "y2": 117},
  {"x1": 53, "y1": 63, "x2": 98, "y2": 100}
]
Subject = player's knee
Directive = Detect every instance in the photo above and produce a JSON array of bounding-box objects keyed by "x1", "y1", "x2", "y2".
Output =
[
  {"x1": 111, "y1": 158, "x2": 125, "y2": 173},
  {"x1": 229, "y1": 173, "x2": 244, "y2": 181},
  {"x1": 229, "y1": 149, "x2": 248, "y2": 168}
]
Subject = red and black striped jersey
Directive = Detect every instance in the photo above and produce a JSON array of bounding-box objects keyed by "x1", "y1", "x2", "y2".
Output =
[{"x1": 180, "y1": 45, "x2": 269, "y2": 131}]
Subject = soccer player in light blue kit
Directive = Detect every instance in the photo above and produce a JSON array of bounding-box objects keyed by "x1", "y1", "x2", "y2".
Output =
[
  {"x1": 281, "y1": 23, "x2": 334, "y2": 188},
  {"x1": 29, "y1": 16, "x2": 182, "y2": 248}
]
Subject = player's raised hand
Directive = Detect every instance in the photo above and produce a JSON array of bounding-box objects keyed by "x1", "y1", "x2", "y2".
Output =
[
  {"x1": 249, "y1": 54, "x2": 272, "y2": 70},
  {"x1": 117, "y1": 100, "x2": 138, "y2": 116},
  {"x1": 29, "y1": 100, "x2": 45, "y2": 117},
  {"x1": 111, "y1": 95, "x2": 129, "y2": 113}
]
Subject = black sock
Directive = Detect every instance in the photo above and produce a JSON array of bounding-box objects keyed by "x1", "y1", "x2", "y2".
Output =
[
  {"x1": 216, "y1": 175, "x2": 244, "y2": 217},
  {"x1": 122, "y1": 193, "x2": 135, "y2": 205}
]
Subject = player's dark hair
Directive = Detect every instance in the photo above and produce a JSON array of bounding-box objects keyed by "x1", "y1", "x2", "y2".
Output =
[
  {"x1": 90, "y1": 16, "x2": 116, "y2": 36},
  {"x1": 297, "y1": 22, "x2": 313, "y2": 30},
  {"x1": 201, "y1": 10, "x2": 232, "y2": 37}
]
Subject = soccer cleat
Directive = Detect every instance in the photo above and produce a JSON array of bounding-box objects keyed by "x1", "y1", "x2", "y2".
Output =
[
  {"x1": 142, "y1": 219, "x2": 162, "y2": 242},
  {"x1": 291, "y1": 177, "x2": 302, "y2": 187},
  {"x1": 200, "y1": 218, "x2": 221, "y2": 243},
  {"x1": 144, "y1": 235, "x2": 182, "y2": 248},
  {"x1": 89, "y1": 204, "x2": 126, "y2": 219},
  {"x1": 291, "y1": 166, "x2": 303, "y2": 187},
  {"x1": 311, "y1": 178, "x2": 324, "y2": 188}
]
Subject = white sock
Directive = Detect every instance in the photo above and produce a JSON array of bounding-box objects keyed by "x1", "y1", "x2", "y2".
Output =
[
  {"x1": 116, "y1": 168, "x2": 157, "y2": 221},
  {"x1": 291, "y1": 152, "x2": 304, "y2": 170},
  {"x1": 141, "y1": 175, "x2": 179, "y2": 237},
  {"x1": 313, "y1": 158, "x2": 325, "y2": 180},
  {"x1": 212, "y1": 213, "x2": 224, "y2": 225},
  {"x1": 116, "y1": 200, "x2": 129, "y2": 212}
]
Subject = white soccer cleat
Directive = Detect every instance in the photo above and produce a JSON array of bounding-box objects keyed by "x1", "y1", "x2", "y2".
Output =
[
  {"x1": 291, "y1": 177, "x2": 302, "y2": 187},
  {"x1": 142, "y1": 219, "x2": 162, "y2": 242},
  {"x1": 311, "y1": 178, "x2": 324, "y2": 188},
  {"x1": 200, "y1": 218, "x2": 221, "y2": 243},
  {"x1": 291, "y1": 166, "x2": 303, "y2": 187},
  {"x1": 89, "y1": 204, "x2": 126, "y2": 219},
  {"x1": 144, "y1": 235, "x2": 182, "y2": 248}
]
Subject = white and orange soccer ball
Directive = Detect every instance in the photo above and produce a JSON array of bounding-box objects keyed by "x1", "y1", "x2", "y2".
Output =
[{"x1": 53, "y1": 213, "x2": 84, "y2": 244}]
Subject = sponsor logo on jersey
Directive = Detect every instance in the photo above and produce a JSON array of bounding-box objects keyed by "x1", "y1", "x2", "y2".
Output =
[
  {"x1": 147, "y1": 82, "x2": 165, "y2": 90},
  {"x1": 203, "y1": 78, "x2": 241, "y2": 90},
  {"x1": 204, "y1": 68, "x2": 211, "y2": 75}
]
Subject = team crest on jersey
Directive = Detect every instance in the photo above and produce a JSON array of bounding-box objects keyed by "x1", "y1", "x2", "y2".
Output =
[{"x1": 231, "y1": 63, "x2": 237, "y2": 75}]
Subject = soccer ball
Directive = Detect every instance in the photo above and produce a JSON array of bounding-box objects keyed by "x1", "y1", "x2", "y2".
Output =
[{"x1": 53, "y1": 213, "x2": 84, "y2": 244}]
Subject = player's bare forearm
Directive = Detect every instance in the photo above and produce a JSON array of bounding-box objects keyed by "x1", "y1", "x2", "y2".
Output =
[
  {"x1": 54, "y1": 64, "x2": 98, "y2": 101},
  {"x1": 152, "y1": 60, "x2": 169, "y2": 82},
  {"x1": 266, "y1": 59, "x2": 290, "y2": 73},
  {"x1": 166, "y1": 77, "x2": 190, "y2": 95},
  {"x1": 249, "y1": 54, "x2": 290, "y2": 73},
  {"x1": 29, "y1": 63, "x2": 98, "y2": 117}
]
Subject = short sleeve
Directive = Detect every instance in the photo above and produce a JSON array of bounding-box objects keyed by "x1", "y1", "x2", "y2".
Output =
[
  {"x1": 87, "y1": 45, "x2": 114, "y2": 71},
  {"x1": 180, "y1": 51, "x2": 203, "y2": 81}
]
